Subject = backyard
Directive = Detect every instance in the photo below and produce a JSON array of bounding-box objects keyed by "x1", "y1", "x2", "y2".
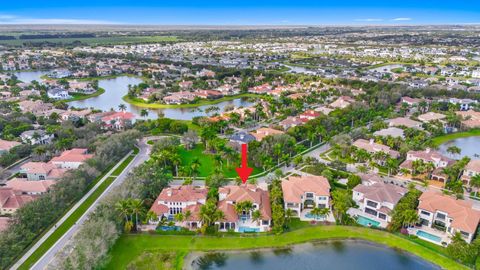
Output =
[{"x1": 178, "y1": 144, "x2": 262, "y2": 178}]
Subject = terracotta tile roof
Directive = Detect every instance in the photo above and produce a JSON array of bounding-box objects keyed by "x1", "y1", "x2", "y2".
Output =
[
  {"x1": 219, "y1": 185, "x2": 271, "y2": 220},
  {"x1": 5, "y1": 178, "x2": 55, "y2": 194},
  {"x1": 418, "y1": 112, "x2": 446, "y2": 123},
  {"x1": 251, "y1": 127, "x2": 285, "y2": 141},
  {"x1": 282, "y1": 175, "x2": 330, "y2": 204},
  {"x1": 388, "y1": 117, "x2": 422, "y2": 128},
  {"x1": 465, "y1": 160, "x2": 480, "y2": 173},
  {"x1": 50, "y1": 148, "x2": 93, "y2": 163},
  {"x1": 418, "y1": 191, "x2": 480, "y2": 234},
  {"x1": 0, "y1": 139, "x2": 21, "y2": 152},
  {"x1": 157, "y1": 185, "x2": 208, "y2": 202},
  {"x1": 149, "y1": 197, "x2": 169, "y2": 215},
  {"x1": 353, "y1": 139, "x2": 400, "y2": 158},
  {"x1": 217, "y1": 200, "x2": 239, "y2": 222},
  {"x1": 0, "y1": 188, "x2": 35, "y2": 210},
  {"x1": 183, "y1": 203, "x2": 203, "y2": 221},
  {"x1": 21, "y1": 162, "x2": 56, "y2": 174},
  {"x1": 353, "y1": 183, "x2": 406, "y2": 205}
]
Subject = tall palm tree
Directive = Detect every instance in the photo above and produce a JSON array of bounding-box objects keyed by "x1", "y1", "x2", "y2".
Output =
[
  {"x1": 144, "y1": 210, "x2": 158, "y2": 224},
  {"x1": 252, "y1": 210, "x2": 262, "y2": 226},
  {"x1": 401, "y1": 209, "x2": 419, "y2": 228},
  {"x1": 285, "y1": 208, "x2": 294, "y2": 225},
  {"x1": 130, "y1": 199, "x2": 144, "y2": 231},
  {"x1": 470, "y1": 174, "x2": 480, "y2": 197},
  {"x1": 174, "y1": 212, "x2": 184, "y2": 225},
  {"x1": 190, "y1": 158, "x2": 201, "y2": 179},
  {"x1": 118, "y1": 103, "x2": 127, "y2": 112},
  {"x1": 115, "y1": 200, "x2": 130, "y2": 224},
  {"x1": 140, "y1": 109, "x2": 149, "y2": 119}
]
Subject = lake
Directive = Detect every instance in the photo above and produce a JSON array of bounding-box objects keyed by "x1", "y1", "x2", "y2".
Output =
[
  {"x1": 186, "y1": 241, "x2": 439, "y2": 270},
  {"x1": 68, "y1": 76, "x2": 254, "y2": 120},
  {"x1": 13, "y1": 70, "x2": 49, "y2": 83},
  {"x1": 438, "y1": 136, "x2": 480, "y2": 160}
]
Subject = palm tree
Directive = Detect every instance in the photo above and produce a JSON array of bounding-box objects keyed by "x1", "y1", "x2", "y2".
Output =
[
  {"x1": 310, "y1": 207, "x2": 323, "y2": 220},
  {"x1": 470, "y1": 174, "x2": 480, "y2": 197},
  {"x1": 144, "y1": 210, "x2": 158, "y2": 224},
  {"x1": 385, "y1": 158, "x2": 398, "y2": 176},
  {"x1": 190, "y1": 158, "x2": 201, "y2": 179},
  {"x1": 174, "y1": 212, "x2": 184, "y2": 225},
  {"x1": 115, "y1": 200, "x2": 130, "y2": 224},
  {"x1": 446, "y1": 146, "x2": 461, "y2": 159},
  {"x1": 184, "y1": 210, "x2": 192, "y2": 227},
  {"x1": 401, "y1": 209, "x2": 419, "y2": 228},
  {"x1": 118, "y1": 103, "x2": 127, "y2": 112},
  {"x1": 285, "y1": 208, "x2": 294, "y2": 225},
  {"x1": 251, "y1": 210, "x2": 262, "y2": 226},
  {"x1": 130, "y1": 199, "x2": 144, "y2": 231},
  {"x1": 140, "y1": 109, "x2": 149, "y2": 119}
]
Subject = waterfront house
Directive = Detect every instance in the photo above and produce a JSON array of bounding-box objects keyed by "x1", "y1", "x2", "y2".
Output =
[
  {"x1": 416, "y1": 191, "x2": 480, "y2": 244},
  {"x1": 461, "y1": 160, "x2": 480, "y2": 186},
  {"x1": 282, "y1": 175, "x2": 332, "y2": 221},
  {"x1": 216, "y1": 185, "x2": 271, "y2": 232},
  {"x1": 349, "y1": 183, "x2": 407, "y2": 228},
  {"x1": 149, "y1": 185, "x2": 208, "y2": 229}
]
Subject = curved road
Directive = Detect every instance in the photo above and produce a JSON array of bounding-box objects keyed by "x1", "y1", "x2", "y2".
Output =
[{"x1": 13, "y1": 138, "x2": 151, "y2": 270}]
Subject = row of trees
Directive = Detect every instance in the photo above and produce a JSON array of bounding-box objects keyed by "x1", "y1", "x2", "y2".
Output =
[{"x1": 0, "y1": 130, "x2": 141, "y2": 269}]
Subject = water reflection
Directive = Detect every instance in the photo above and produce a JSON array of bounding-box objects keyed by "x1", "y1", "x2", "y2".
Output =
[{"x1": 438, "y1": 136, "x2": 480, "y2": 160}]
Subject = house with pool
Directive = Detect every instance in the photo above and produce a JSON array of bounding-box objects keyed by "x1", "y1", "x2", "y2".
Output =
[
  {"x1": 281, "y1": 175, "x2": 334, "y2": 222},
  {"x1": 461, "y1": 160, "x2": 480, "y2": 187},
  {"x1": 149, "y1": 185, "x2": 208, "y2": 230},
  {"x1": 216, "y1": 185, "x2": 271, "y2": 233},
  {"x1": 348, "y1": 182, "x2": 407, "y2": 228},
  {"x1": 413, "y1": 191, "x2": 480, "y2": 245}
]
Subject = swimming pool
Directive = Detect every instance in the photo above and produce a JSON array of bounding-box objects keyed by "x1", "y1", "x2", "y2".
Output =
[
  {"x1": 356, "y1": 215, "x2": 381, "y2": 227},
  {"x1": 305, "y1": 213, "x2": 323, "y2": 220},
  {"x1": 238, "y1": 227, "x2": 260, "y2": 233},
  {"x1": 416, "y1": 230, "x2": 442, "y2": 243}
]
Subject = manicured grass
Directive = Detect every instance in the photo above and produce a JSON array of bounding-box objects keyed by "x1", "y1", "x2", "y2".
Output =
[
  {"x1": 178, "y1": 144, "x2": 262, "y2": 178},
  {"x1": 111, "y1": 155, "x2": 135, "y2": 176},
  {"x1": 65, "y1": 87, "x2": 105, "y2": 102},
  {"x1": 103, "y1": 226, "x2": 468, "y2": 270},
  {"x1": 18, "y1": 150, "x2": 137, "y2": 269},
  {"x1": 431, "y1": 129, "x2": 480, "y2": 146},
  {"x1": 123, "y1": 93, "x2": 262, "y2": 109},
  {"x1": 126, "y1": 251, "x2": 186, "y2": 270}
]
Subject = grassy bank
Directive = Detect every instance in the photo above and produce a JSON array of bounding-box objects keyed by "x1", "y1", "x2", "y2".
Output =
[
  {"x1": 122, "y1": 93, "x2": 262, "y2": 109},
  {"x1": 431, "y1": 129, "x2": 480, "y2": 146},
  {"x1": 18, "y1": 150, "x2": 137, "y2": 269},
  {"x1": 65, "y1": 87, "x2": 105, "y2": 102},
  {"x1": 104, "y1": 226, "x2": 468, "y2": 270}
]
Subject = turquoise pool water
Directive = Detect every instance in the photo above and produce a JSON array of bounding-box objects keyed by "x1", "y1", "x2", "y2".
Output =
[
  {"x1": 238, "y1": 227, "x2": 260, "y2": 233},
  {"x1": 305, "y1": 213, "x2": 323, "y2": 220},
  {"x1": 416, "y1": 230, "x2": 442, "y2": 243},
  {"x1": 356, "y1": 215, "x2": 381, "y2": 227}
]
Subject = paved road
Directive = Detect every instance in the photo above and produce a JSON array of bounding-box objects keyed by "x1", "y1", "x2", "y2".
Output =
[
  {"x1": 12, "y1": 138, "x2": 151, "y2": 270},
  {"x1": 0, "y1": 156, "x2": 31, "y2": 184}
]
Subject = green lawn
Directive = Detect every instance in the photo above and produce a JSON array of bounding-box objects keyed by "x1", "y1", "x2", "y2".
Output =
[
  {"x1": 103, "y1": 226, "x2": 468, "y2": 270},
  {"x1": 18, "y1": 150, "x2": 137, "y2": 269},
  {"x1": 178, "y1": 144, "x2": 262, "y2": 178},
  {"x1": 431, "y1": 129, "x2": 480, "y2": 146},
  {"x1": 123, "y1": 93, "x2": 262, "y2": 109},
  {"x1": 65, "y1": 88, "x2": 105, "y2": 102}
]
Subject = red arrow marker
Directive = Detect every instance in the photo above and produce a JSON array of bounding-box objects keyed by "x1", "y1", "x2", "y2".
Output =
[{"x1": 236, "y1": 144, "x2": 253, "y2": 184}]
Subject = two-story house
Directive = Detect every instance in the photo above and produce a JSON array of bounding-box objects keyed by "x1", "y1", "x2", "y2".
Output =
[
  {"x1": 50, "y1": 148, "x2": 93, "y2": 169},
  {"x1": 216, "y1": 185, "x2": 271, "y2": 233},
  {"x1": 399, "y1": 148, "x2": 453, "y2": 184},
  {"x1": 461, "y1": 160, "x2": 480, "y2": 186},
  {"x1": 20, "y1": 162, "x2": 66, "y2": 181},
  {"x1": 149, "y1": 185, "x2": 208, "y2": 230},
  {"x1": 20, "y1": 130, "x2": 54, "y2": 145},
  {"x1": 417, "y1": 191, "x2": 480, "y2": 244},
  {"x1": 282, "y1": 175, "x2": 332, "y2": 221},
  {"x1": 353, "y1": 139, "x2": 400, "y2": 164},
  {"x1": 349, "y1": 183, "x2": 407, "y2": 228}
]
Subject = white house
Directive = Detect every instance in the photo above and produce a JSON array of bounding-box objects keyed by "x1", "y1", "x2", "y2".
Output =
[
  {"x1": 47, "y1": 88, "x2": 71, "y2": 100},
  {"x1": 20, "y1": 130, "x2": 53, "y2": 145}
]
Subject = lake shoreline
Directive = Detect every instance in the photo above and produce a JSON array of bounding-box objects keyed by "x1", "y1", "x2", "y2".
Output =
[
  {"x1": 122, "y1": 93, "x2": 262, "y2": 109},
  {"x1": 182, "y1": 239, "x2": 441, "y2": 270}
]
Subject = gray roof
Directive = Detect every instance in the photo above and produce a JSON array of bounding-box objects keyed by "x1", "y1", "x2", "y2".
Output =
[{"x1": 229, "y1": 131, "x2": 255, "y2": 144}]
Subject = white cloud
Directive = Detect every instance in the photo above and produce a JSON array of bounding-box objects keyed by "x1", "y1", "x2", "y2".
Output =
[
  {"x1": 354, "y1": 18, "x2": 384, "y2": 22},
  {"x1": 392, "y1": 17, "x2": 412, "y2": 21},
  {"x1": 0, "y1": 14, "x2": 118, "y2": 24}
]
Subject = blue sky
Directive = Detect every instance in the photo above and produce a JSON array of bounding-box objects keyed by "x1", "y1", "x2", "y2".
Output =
[{"x1": 0, "y1": 1, "x2": 479, "y2": 25}]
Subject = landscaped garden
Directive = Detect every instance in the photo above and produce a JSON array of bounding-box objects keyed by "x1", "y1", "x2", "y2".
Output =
[{"x1": 178, "y1": 144, "x2": 263, "y2": 178}]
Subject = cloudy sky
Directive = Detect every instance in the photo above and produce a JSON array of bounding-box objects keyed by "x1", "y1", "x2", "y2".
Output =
[{"x1": 0, "y1": 0, "x2": 479, "y2": 25}]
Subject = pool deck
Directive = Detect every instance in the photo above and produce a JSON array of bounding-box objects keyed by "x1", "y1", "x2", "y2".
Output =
[
  {"x1": 300, "y1": 209, "x2": 336, "y2": 223},
  {"x1": 407, "y1": 226, "x2": 451, "y2": 246},
  {"x1": 347, "y1": 208, "x2": 388, "y2": 228}
]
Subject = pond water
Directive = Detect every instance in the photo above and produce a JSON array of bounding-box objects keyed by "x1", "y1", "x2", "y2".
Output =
[
  {"x1": 13, "y1": 70, "x2": 49, "y2": 83},
  {"x1": 187, "y1": 241, "x2": 439, "y2": 270},
  {"x1": 67, "y1": 76, "x2": 254, "y2": 120},
  {"x1": 438, "y1": 136, "x2": 480, "y2": 160}
]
